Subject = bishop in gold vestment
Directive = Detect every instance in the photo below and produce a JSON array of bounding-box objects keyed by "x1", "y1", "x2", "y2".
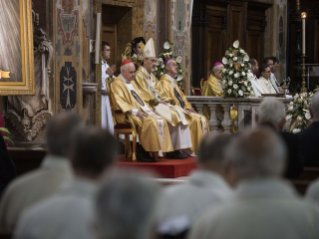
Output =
[
  {"x1": 110, "y1": 61, "x2": 173, "y2": 153},
  {"x1": 157, "y1": 59, "x2": 209, "y2": 153},
  {"x1": 133, "y1": 39, "x2": 192, "y2": 156},
  {"x1": 202, "y1": 62, "x2": 224, "y2": 120}
]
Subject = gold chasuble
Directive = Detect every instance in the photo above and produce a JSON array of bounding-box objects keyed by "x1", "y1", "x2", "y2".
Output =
[
  {"x1": 133, "y1": 66, "x2": 185, "y2": 127},
  {"x1": 158, "y1": 74, "x2": 209, "y2": 153},
  {"x1": 202, "y1": 74, "x2": 223, "y2": 120},
  {"x1": 110, "y1": 76, "x2": 173, "y2": 153}
]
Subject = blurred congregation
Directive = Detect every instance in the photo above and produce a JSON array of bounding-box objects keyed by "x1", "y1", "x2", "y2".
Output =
[
  {"x1": 2, "y1": 0, "x2": 319, "y2": 238},
  {"x1": 1, "y1": 94, "x2": 319, "y2": 238}
]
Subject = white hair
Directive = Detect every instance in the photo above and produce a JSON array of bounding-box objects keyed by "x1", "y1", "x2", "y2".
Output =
[
  {"x1": 212, "y1": 64, "x2": 223, "y2": 75},
  {"x1": 120, "y1": 62, "x2": 134, "y2": 73},
  {"x1": 226, "y1": 128, "x2": 287, "y2": 179},
  {"x1": 258, "y1": 98, "x2": 286, "y2": 124},
  {"x1": 311, "y1": 92, "x2": 319, "y2": 117},
  {"x1": 94, "y1": 171, "x2": 160, "y2": 239}
]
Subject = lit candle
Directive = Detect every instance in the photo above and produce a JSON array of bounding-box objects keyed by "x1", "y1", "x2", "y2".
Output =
[{"x1": 301, "y1": 12, "x2": 307, "y2": 55}]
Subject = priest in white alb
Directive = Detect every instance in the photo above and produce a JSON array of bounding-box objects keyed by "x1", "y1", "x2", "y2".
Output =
[
  {"x1": 133, "y1": 38, "x2": 193, "y2": 158},
  {"x1": 258, "y1": 63, "x2": 278, "y2": 94}
]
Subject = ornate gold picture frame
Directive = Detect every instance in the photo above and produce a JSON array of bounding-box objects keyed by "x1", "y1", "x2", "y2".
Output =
[{"x1": 0, "y1": 0, "x2": 34, "y2": 95}]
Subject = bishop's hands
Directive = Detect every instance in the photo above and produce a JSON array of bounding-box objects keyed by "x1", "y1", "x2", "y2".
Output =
[
  {"x1": 137, "y1": 111, "x2": 148, "y2": 120},
  {"x1": 106, "y1": 64, "x2": 117, "y2": 76},
  {"x1": 186, "y1": 108, "x2": 196, "y2": 114}
]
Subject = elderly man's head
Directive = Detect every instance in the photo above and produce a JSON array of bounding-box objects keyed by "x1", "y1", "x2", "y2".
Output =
[
  {"x1": 94, "y1": 172, "x2": 160, "y2": 239},
  {"x1": 121, "y1": 62, "x2": 136, "y2": 82},
  {"x1": 46, "y1": 112, "x2": 83, "y2": 158},
  {"x1": 227, "y1": 128, "x2": 287, "y2": 181},
  {"x1": 197, "y1": 133, "x2": 236, "y2": 186},
  {"x1": 256, "y1": 98, "x2": 286, "y2": 131},
  {"x1": 165, "y1": 59, "x2": 178, "y2": 77},
  {"x1": 212, "y1": 64, "x2": 224, "y2": 80},
  {"x1": 310, "y1": 92, "x2": 319, "y2": 119}
]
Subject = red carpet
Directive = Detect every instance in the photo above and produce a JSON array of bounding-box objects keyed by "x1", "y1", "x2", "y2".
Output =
[{"x1": 117, "y1": 155, "x2": 197, "y2": 178}]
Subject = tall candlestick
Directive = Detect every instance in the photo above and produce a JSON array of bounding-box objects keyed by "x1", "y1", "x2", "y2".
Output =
[
  {"x1": 301, "y1": 13, "x2": 307, "y2": 93},
  {"x1": 301, "y1": 12, "x2": 307, "y2": 55}
]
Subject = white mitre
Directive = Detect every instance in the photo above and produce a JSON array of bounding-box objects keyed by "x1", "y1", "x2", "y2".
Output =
[{"x1": 143, "y1": 38, "x2": 156, "y2": 58}]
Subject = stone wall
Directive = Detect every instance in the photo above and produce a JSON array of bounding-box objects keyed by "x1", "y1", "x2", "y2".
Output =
[{"x1": 264, "y1": 0, "x2": 288, "y2": 83}]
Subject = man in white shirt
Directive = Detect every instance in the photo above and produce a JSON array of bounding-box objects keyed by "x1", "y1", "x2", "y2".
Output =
[
  {"x1": 258, "y1": 63, "x2": 277, "y2": 94},
  {"x1": 158, "y1": 133, "x2": 234, "y2": 238},
  {"x1": 101, "y1": 41, "x2": 115, "y2": 134},
  {"x1": 189, "y1": 128, "x2": 319, "y2": 239},
  {"x1": 14, "y1": 127, "x2": 119, "y2": 239},
  {"x1": 0, "y1": 113, "x2": 83, "y2": 233}
]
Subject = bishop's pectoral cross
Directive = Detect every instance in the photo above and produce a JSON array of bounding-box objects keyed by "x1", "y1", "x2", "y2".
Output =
[
  {"x1": 0, "y1": 70, "x2": 10, "y2": 79},
  {"x1": 63, "y1": 68, "x2": 74, "y2": 108}
]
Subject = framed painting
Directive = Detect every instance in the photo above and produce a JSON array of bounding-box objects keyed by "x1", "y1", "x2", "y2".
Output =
[{"x1": 0, "y1": 0, "x2": 34, "y2": 95}]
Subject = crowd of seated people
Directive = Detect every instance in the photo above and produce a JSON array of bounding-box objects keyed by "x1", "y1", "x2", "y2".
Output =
[{"x1": 1, "y1": 96, "x2": 319, "y2": 238}]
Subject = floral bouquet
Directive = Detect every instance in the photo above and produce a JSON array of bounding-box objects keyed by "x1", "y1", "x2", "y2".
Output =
[
  {"x1": 156, "y1": 41, "x2": 184, "y2": 87},
  {"x1": 221, "y1": 40, "x2": 254, "y2": 97},
  {"x1": 286, "y1": 92, "x2": 313, "y2": 133}
]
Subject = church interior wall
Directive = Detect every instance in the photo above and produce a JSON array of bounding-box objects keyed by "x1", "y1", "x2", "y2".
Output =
[{"x1": 0, "y1": 0, "x2": 296, "y2": 145}]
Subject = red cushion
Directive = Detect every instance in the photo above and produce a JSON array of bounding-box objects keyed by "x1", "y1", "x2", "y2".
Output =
[{"x1": 194, "y1": 89, "x2": 202, "y2": 96}]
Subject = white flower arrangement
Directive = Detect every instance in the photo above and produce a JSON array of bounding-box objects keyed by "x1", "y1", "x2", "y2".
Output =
[
  {"x1": 221, "y1": 40, "x2": 253, "y2": 98},
  {"x1": 156, "y1": 41, "x2": 184, "y2": 87},
  {"x1": 286, "y1": 91, "x2": 314, "y2": 132}
]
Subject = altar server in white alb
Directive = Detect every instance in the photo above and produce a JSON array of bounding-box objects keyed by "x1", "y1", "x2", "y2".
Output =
[{"x1": 101, "y1": 41, "x2": 115, "y2": 134}]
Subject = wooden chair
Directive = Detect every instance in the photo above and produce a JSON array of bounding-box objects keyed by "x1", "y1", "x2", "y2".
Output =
[
  {"x1": 192, "y1": 87, "x2": 202, "y2": 96},
  {"x1": 113, "y1": 110, "x2": 137, "y2": 162},
  {"x1": 200, "y1": 78, "x2": 208, "y2": 89}
]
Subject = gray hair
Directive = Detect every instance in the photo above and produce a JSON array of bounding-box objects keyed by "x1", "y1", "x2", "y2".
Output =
[
  {"x1": 311, "y1": 92, "x2": 319, "y2": 117},
  {"x1": 46, "y1": 112, "x2": 83, "y2": 157},
  {"x1": 227, "y1": 127, "x2": 287, "y2": 179},
  {"x1": 258, "y1": 98, "x2": 286, "y2": 124},
  {"x1": 95, "y1": 171, "x2": 160, "y2": 239},
  {"x1": 212, "y1": 64, "x2": 223, "y2": 75},
  {"x1": 197, "y1": 133, "x2": 235, "y2": 167}
]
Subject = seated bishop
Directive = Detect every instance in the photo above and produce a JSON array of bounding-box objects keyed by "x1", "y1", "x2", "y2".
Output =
[
  {"x1": 110, "y1": 60, "x2": 173, "y2": 162},
  {"x1": 201, "y1": 62, "x2": 237, "y2": 132},
  {"x1": 133, "y1": 38, "x2": 192, "y2": 158},
  {"x1": 157, "y1": 58, "x2": 209, "y2": 154},
  {"x1": 202, "y1": 62, "x2": 224, "y2": 120}
]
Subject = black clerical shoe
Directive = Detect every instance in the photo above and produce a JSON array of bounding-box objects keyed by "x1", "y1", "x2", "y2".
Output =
[
  {"x1": 166, "y1": 150, "x2": 188, "y2": 159},
  {"x1": 136, "y1": 144, "x2": 156, "y2": 163}
]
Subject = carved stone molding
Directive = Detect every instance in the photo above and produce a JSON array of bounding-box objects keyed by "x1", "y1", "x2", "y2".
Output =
[{"x1": 4, "y1": 2, "x2": 53, "y2": 142}]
